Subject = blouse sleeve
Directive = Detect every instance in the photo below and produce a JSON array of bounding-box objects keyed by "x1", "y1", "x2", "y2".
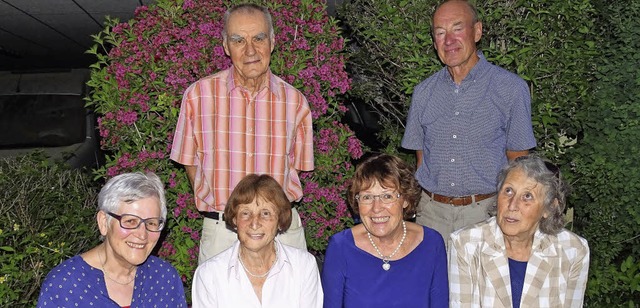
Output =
[
  {"x1": 565, "y1": 237, "x2": 590, "y2": 307},
  {"x1": 191, "y1": 264, "x2": 218, "y2": 308},
  {"x1": 167, "y1": 267, "x2": 188, "y2": 307},
  {"x1": 448, "y1": 233, "x2": 476, "y2": 307},
  {"x1": 299, "y1": 253, "x2": 324, "y2": 308},
  {"x1": 321, "y1": 234, "x2": 347, "y2": 308},
  {"x1": 430, "y1": 230, "x2": 450, "y2": 307}
]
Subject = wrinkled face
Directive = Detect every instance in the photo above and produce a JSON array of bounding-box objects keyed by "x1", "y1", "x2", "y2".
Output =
[
  {"x1": 223, "y1": 10, "x2": 275, "y2": 87},
  {"x1": 358, "y1": 181, "x2": 407, "y2": 240},
  {"x1": 234, "y1": 197, "x2": 279, "y2": 253},
  {"x1": 497, "y1": 168, "x2": 548, "y2": 241},
  {"x1": 99, "y1": 196, "x2": 162, "y2": 266},
  {"x1": 432, "y1": 1, "x2": 482, "y2": 71}
]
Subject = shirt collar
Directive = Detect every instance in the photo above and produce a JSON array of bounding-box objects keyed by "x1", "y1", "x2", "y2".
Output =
[
  {"x1": 225, "y1": 68, "x2": 283, "y2": 100},
  {"x1": 227, "y1": 239, "x2": 292, "y2": 281},
  {"x1": 483, "y1": 216, "x2": 556, "y2": 256},
  {"x1": 445, "y1": 50, "x2": 490, "y2": 85},
  {"x1": 465, "y1": 50, "x2": 489, "y2": 81}
]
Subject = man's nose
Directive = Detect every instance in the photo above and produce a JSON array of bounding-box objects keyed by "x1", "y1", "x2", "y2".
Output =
[{"x1": 245, "y1": 41, "x2": 256, "y2": 55}]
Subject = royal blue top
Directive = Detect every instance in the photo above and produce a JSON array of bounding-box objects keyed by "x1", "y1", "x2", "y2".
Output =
[
  {"x1": 37, "y1": 255, "x2": 187, "y2": 307},
  {"x1": 509, "y1": 258, "x2": 528, "y2": 308},
  {"x1": 321, "y1": 225, "x2": 448, "y2": 308}
]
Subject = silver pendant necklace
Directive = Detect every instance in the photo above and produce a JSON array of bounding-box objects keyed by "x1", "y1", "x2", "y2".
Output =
[
  {"x1": 367, "y1": 220, "x2": 407, "y2": 271},
  {"x1": 238, "y1": 245, "x2": 278, "y2": 278}
]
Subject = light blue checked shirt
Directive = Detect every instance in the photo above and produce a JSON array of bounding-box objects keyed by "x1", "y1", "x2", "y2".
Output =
[{"x1": 402, "y1": 51, "x2": 536, "y2": 196}]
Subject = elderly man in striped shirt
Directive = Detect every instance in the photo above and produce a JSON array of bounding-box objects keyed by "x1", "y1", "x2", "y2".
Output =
[{"x1": 170, "y1": 3, "x2": 314, "y2": 264}]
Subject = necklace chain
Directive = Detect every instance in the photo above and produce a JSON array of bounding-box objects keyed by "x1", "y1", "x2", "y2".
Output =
[
  {"x1": 238, "y1": 245, "x2": 278, "y2": 278},
  {"x1": 367, "y1": 220, "x2": 407, "y2": 271},
  {"x1": 99, "y1": 248, "x2": 135, "y2": 285}
]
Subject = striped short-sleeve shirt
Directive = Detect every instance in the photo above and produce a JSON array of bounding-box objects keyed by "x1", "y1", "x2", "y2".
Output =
[{"x1": 170, "y1": 68, "x2": 314, "y2": 212}]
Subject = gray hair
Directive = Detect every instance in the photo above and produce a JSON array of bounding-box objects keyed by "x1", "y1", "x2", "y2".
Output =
[
  {"x1": 98, "y1": 172, "x2": 167, "y2": 220},
  {"x1": 491, "y1": 154, "x2": 567, "y2": 235},
  {"x1": 222, "y1": 3, "x2": 274, "y2": 42}
]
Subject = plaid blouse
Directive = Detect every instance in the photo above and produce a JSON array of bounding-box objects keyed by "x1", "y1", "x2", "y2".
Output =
[{"x1": 449, "y1": 217, "x2": 589, "y2": 307}]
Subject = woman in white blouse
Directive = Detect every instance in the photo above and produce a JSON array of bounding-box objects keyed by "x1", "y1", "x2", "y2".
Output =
[{"x1": 191, "y1": 174, "x2": 322, "y2": 308}]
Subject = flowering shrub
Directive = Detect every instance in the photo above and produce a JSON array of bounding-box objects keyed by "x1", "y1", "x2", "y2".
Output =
[{"x1": 87, "y1": 0, "x2": 362, "y2": 293}]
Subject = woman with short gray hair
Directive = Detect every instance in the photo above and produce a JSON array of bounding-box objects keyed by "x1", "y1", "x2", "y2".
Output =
[
  {"x1": 38, "y1": 172, "x2": 186, "y2": 307},
  {"x1": 449, "y1": 155, "x2": 589, "y2": 307}
]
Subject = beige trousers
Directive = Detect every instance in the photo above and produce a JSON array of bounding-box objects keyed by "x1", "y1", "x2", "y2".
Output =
[{"x1": 416, "y1": 190, "x2": 495, "y2": 250}]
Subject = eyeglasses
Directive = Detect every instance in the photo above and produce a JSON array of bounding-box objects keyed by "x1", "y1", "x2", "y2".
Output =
[
  {"x1": 107, "y1": 212, "x2": 165, "y2": 232},
  {"x1": 355, "y1": 192, "x2": 401, "y2": 205}
]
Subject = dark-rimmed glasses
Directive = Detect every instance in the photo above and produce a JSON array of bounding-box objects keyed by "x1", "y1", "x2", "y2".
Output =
[
  {"x1": 107, "y1": 212, "x2": 165, "y2": 232},
  {"x1": 355, "y1": 193, "x2": 401, "y2": 205}
]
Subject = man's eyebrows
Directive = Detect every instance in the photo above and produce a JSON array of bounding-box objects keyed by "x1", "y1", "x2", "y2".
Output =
[
  {"x1": 254, "y1": 32, "x2": 268, "y2": 39},
  {"x1": 229, "y1": 34, "x2": 244, "y2": 41},
  {"x1": 229, "y1": 32, "x2": 268, "y2": 40}
]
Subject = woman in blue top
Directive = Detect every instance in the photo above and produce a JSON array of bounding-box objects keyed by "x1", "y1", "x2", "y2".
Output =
[
  {"x1": 37, "y1": 172, "x2": 187, "y2": 307},
  {"x1": 322, "y1": 154, "x2": 448, "y2": 308}
]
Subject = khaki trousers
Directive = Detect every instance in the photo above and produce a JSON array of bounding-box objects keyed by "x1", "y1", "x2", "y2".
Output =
[{"x1": 416, "y1": 190, "x2": 495, "y2": 250}]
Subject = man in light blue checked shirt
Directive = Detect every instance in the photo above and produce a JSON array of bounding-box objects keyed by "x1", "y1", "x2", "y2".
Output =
[{"x1": 401, "y1": 0, "x2": 536, "y2": 247}]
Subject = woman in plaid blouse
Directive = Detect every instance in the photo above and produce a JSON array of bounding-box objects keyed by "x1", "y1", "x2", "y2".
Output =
[{"x1": 449, "y1": 155, "x2": 589, "y2": 307}]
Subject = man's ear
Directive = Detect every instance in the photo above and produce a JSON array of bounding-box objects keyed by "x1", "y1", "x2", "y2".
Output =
[
  {"x1": 223, "y1": 39, "x2": 230, "y2": 56},
  {"x1": 97, "y1": 211, "x2": 109, "y2": 237},
  {"x1": 474, "y1": 21, "x2": 483, "y2": 43},
  {"x1": 270, "y1": 36, "x2": 275, "y2": 53}
]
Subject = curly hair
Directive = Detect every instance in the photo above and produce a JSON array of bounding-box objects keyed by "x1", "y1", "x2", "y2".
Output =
[
  {"x1": 348, "y1": 154, "x2": 421, "y2": 220},
  {"x1": 490, "y1": 154, "x2": 568, "y2": 234}
]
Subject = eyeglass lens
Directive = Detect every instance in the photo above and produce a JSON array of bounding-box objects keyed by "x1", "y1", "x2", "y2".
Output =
[
  {"x1": 357, "y1": 193, "x2": 399, "y2": 204},
  {"x1": 108, "y1": 212, "x2": 164, "y2": 232}
]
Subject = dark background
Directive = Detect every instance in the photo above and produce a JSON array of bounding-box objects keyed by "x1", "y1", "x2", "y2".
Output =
[
  {"x1": 0, "y1": 0, "x2": 156, "y2": 70},
  {"x1": 0, "y1": 0, "x2": 343, "y2": 71}
]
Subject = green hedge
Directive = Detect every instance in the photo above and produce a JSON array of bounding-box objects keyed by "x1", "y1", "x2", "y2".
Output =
[
  {"x1": 339, "y1": 0, "x2": 639, "y2": 305},
  {"x1": 0, "y1": 153, "x2": 99, "y2": 307},
  {"x1": 570, "y1": 0, "x2": 640, "y2": 305},
  {"x1": 340, "y1": 0, "x2": 597, "y2": 161}
]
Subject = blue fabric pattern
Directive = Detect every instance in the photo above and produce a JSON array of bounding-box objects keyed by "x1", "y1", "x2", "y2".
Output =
[
  {"x1": 402, "y1": 51, "x2": 536, "y2": 196},
  {"x1": 37, "y1": 255, "x2": 187, "y2": 307}
]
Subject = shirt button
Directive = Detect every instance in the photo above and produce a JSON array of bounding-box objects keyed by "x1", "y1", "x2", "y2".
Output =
[
  {"x1": 453, "y1": 135, "x2": 457, "y2": 139},
  {"x1": 455, "y1": 111, "x2": 459, "y2": 115},
  {"x1": 450, "y1": 183, "x2": 455, "y2": 186},
  {"x1": 249, "y1": 153, "x2": 254, "y2": 157},
  {"x1": 248, "y1": 128, "x2": 254, "y2": 133},
  {"x1": 450, "y1": 159, "x2": 455, "y2": 162},
  {"x1": 454, "y1": 89, "x2": 459, "y2": 93}
]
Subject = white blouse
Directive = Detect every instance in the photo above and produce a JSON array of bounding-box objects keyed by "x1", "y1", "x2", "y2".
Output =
[{"x1": 192, "y1": 239, "x2": 323, "y2": 308}]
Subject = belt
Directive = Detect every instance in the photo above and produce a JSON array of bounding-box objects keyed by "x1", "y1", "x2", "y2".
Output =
[
  {"x1": 422, "y1": 189, "x2": 496, "y2": 206},
  {"x1": 200, "y1": 210, "x2": 224, "y2": 221}
]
